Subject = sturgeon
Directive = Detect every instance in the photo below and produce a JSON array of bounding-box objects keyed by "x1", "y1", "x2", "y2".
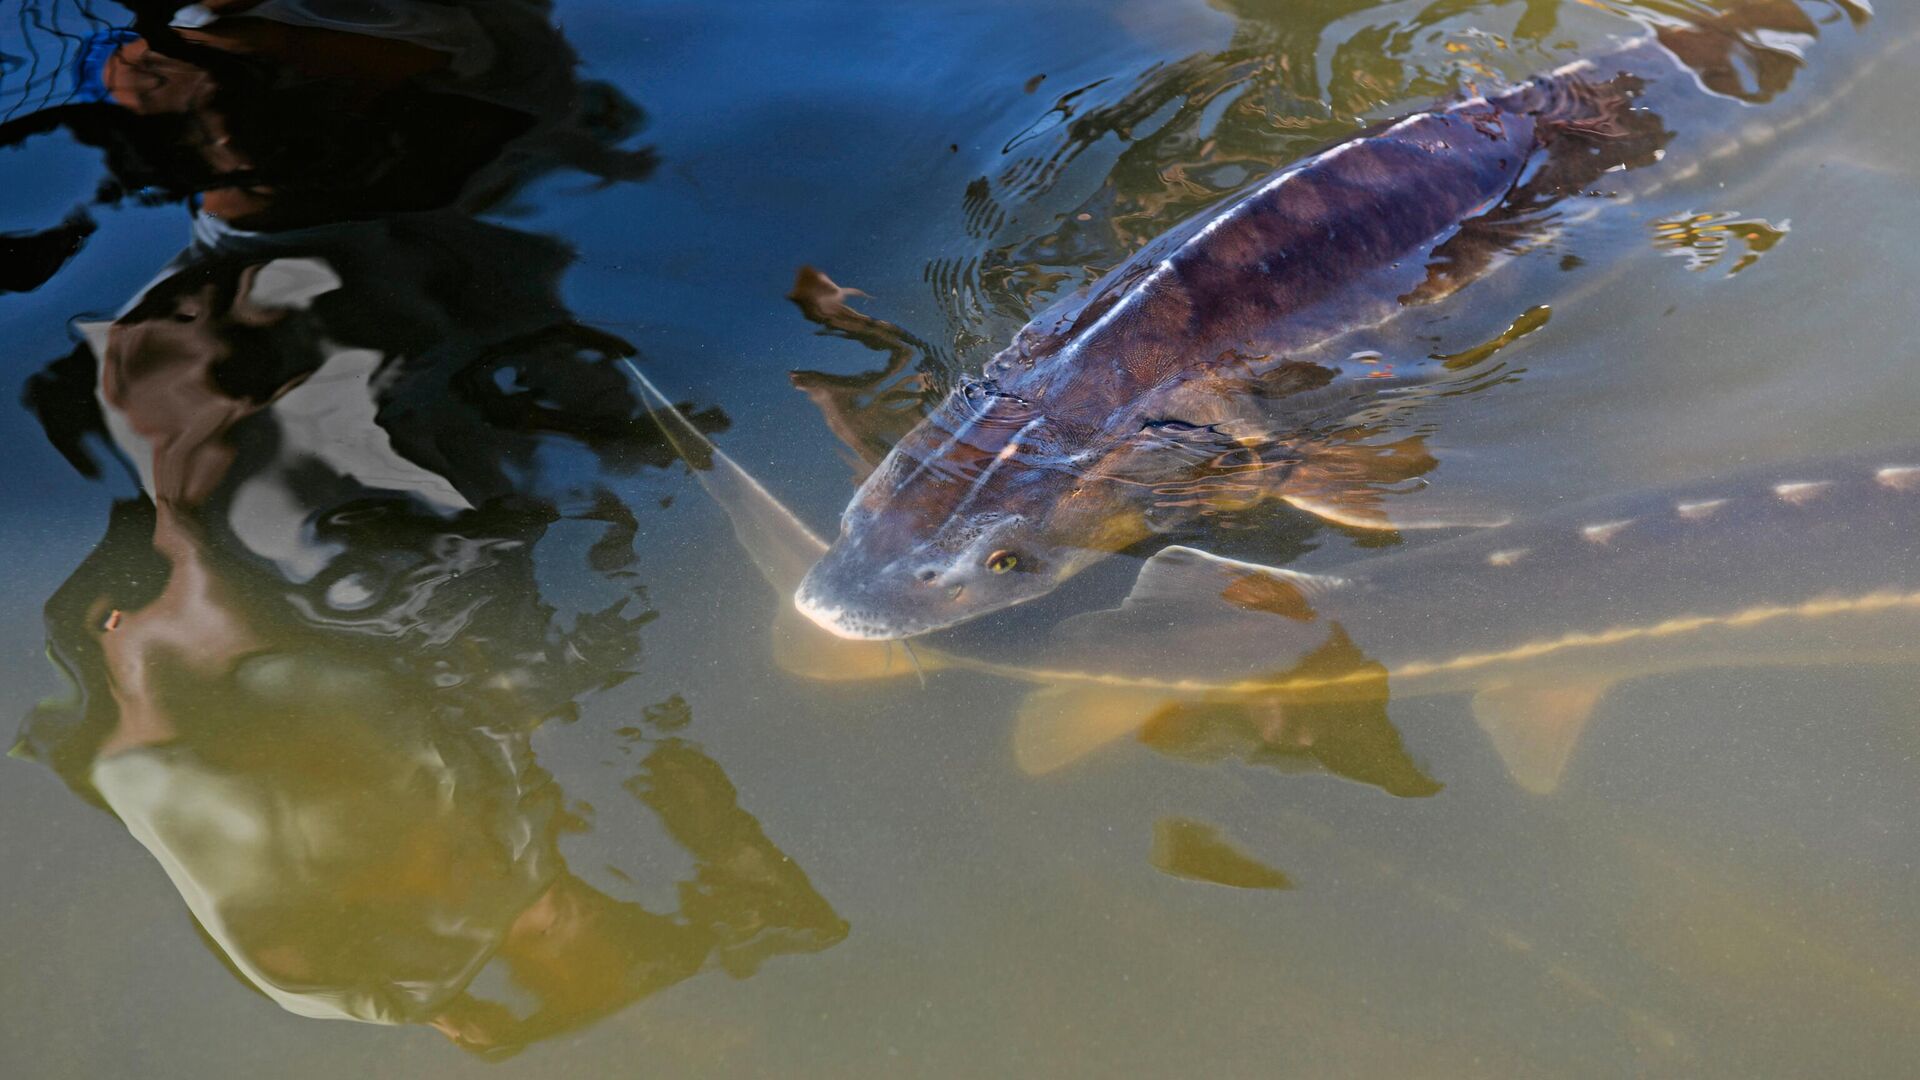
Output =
[
  {"x1": 632, "y1": 364, "x2": 1920, "y2": 795},
  {"x1": 1003, "y1": 457, "x2": 1920, "y2": 789},
  {"x1": 794, "y1": 1, "x2": 1877, "y2": 640}
]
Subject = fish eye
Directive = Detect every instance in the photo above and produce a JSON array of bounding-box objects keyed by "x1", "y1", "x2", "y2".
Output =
[{"x1": 986, "y1": 550, "x2": 1019, "y2": 574}]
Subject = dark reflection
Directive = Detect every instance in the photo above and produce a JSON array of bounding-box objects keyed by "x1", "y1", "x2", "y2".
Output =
[
  {"x1": 0, "y1": 209, "x2": 96, "y2": 293},
  {"x1": 8, "y1": 0, "x2": 841, "y2": 1059},
  {"x1": 786, "y1": 266, "x2": 937, "y2": 480},
  {"x1": 0, "y1": 0, "x2": 652, "y2": 238}
]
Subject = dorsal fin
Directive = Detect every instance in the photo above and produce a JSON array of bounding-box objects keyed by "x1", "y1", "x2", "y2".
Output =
[{"x1": 1124, "y1": 545, "x2": 1348, "y2": 620}]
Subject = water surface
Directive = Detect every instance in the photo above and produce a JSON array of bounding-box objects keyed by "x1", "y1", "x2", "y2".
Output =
[{"x1": 1, "y1": 1, "x2": 1916, "y2": 1075}]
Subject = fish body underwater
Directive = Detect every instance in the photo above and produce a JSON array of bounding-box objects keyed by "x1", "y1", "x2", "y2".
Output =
[
  {"x1": 634, "y1": 368, "x2": 1919, "y2": 794},
  {"x1": 1006, "y1": 453, "x2": 1920, "y2": 789},
  {"x1": 794, "y1": 1, "x2": 1879, "y2": 640}
]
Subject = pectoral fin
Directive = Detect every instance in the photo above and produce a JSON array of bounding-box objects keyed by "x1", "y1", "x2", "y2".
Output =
[
  {"x1": 1124, "y1": 545, "x2": 1347, "y2": 618},
  {"x1": 1279, "y1": 432, "x2": 1508, "y2": 530},
  {"x1": 1281, "y1": 491, "x2": 1511, "y2": 531},
  {"x1": 1471, "y1": 677, "x2": 1612, "y2": 794},
  {"x1": 1014, "y1": 685, "x2": 1174, "y2": 776}
]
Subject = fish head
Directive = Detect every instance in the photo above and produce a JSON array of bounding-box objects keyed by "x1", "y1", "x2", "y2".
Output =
[{"x1": 795, "y1": 381, "x2": 1148, "y2": 639}]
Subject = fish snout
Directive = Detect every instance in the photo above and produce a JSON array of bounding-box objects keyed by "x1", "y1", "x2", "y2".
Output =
[{"x1": 792, "y1": 548, "x2": 985, "y2": 640}]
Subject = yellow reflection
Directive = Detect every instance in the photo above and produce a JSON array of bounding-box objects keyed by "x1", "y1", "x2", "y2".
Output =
[
  {"x1": 32, "y1": 499, "x2": 846, "y2": 1059},
  {"x1": 1651, "y1": 211, "x2": 1790, "y2": 276},
  {"x1": 1433, "y1": 305, "x2": 1554, "y2": 370}
]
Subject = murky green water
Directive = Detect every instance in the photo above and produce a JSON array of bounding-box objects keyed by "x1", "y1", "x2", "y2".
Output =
[{"x1": 1, "y1": 1, "x2": 1916, "y2": 1075}]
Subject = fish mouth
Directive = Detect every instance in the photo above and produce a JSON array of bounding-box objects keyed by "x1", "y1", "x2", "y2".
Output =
[{"x1": 791, "y1": 586, "x2": 955, "y2": 641}]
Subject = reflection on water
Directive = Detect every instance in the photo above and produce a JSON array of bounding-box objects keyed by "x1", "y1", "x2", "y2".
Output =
[
  {"x1": 1649, "y1": 210, "x2": 1790, "y2": 276},
  {"x1": 5, "y1": 0, "x2": 841, "y2": 1059},
  {"x1": 786, "y1": 265, "x2": 936, "y2": 480},
  {"x1": 1, "y1": 0, "x2": 1916, "y2": 1075}
]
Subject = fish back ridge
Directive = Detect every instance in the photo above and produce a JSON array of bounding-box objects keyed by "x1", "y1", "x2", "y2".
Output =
[{"x1": 993, "y1": 97, "x2": 1547, "y2": 421}]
